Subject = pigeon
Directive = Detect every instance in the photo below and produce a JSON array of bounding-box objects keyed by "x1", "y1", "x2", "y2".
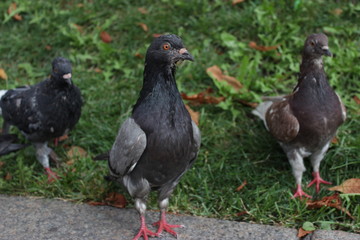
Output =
[
  {"x1": 0, "y1": 57, "x2": 82, "y2": 182},
  {"x1": 108, "y1": 34, "x2": 201, "y2": 240},
  {"x1": 252, "y1": 33, "x2": 346, "y2": 198},
  {"x1": 0, "y1": 134, "x2": 29, "y2": 156}
]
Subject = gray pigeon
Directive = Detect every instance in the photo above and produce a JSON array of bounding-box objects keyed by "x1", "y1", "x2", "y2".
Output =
[
  {"x1": 252, "y1": 33, "x2": 346, "y2": 198},
  {"x1": 0, "y1": 57, "x2": 82, "y2": 182},
  {"x1": 108, "y1": 34, "x2": 201, "y2": 239}
]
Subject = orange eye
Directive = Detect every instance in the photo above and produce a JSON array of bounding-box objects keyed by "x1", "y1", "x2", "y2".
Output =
[{"x1": 162, "y1": 43, "x2": 170, "y2": 50}]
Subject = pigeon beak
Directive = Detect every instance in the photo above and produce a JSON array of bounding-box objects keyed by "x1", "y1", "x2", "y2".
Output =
[
  {"x1": 321, "y1": 46, "x2": 332, "y2": 57},
  {"x1": 63, "y1": 73, "x2": 72, "y2": 79},
  {"x1": 179, "y1": 48, "x2": 194, "y2": 61}
]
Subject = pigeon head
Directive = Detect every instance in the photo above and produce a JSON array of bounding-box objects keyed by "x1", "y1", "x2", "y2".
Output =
[
  {"x1": 145, "y1": 34, "x2": 194, "y2": 68},
  {"x1": 51, "y1": 57, "x2": 72, "y2": 84},
  {"x1": 303, "y1": 33, "x2": 332, "y2": 58}
]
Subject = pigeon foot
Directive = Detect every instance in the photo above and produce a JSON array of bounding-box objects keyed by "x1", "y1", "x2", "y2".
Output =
[
  {"x1": 133, "y1": 216, "x2": 157, "y2": 240},
  {"x1": 292, "y1": 184, "x2": 312, "y2": 199},
  {"x1": 307, "y1": 171, "x2": 332, "y2": 193},
  {"x1": 153, "y1": 212, "x2": 183, "y2": 237},
  {"x1": 45, "y1": 167, "x2": 59, "y2": 183}
]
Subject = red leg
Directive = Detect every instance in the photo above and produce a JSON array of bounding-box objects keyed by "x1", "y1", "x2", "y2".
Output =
[
  {"x1": 307, "y1": 171, "x2": 332, "y2": 193},
  {"x1": 44, "y1": 167, "x2": 59, "y2": 183},
  {"x1": 153, "y1": 211, "x2": 183, "y2": 237},
  {"x1": 132, "y1": 215, "x2": 157, "y2": 240},
  {"x1": 292, "y1": 184, "x2": 312, "y2": 199},
  {"x1": 54, "y1": 138, "x2": 59, "y2": 146}
]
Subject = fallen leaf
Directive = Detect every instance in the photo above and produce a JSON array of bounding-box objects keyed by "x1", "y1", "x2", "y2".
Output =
[
  {"x1": 331, "y1": 8, "x2": 343, "y2": 16},
  {"x1": 153, "y1": 33, "x2": 162, "y2": 38},
  {"x1": 297, "y1": 228, "x2": 313, "y2": 238},
  {"x1": 58, "y1": 134, "x2": 68, "y2": 142},
  {"x1": 94, "y1": 67, "x2": 102, "y2": 73},
  {"x1": 7, "y1": 3, "x2": 22, "y2": 21},
  {"x1": 5, "y1": 172, "x2": 12, "y2": 181},
  {"x1": 45, "y1": 45, "x2": 52, "y2": 51},
  {"x1": 105, "y1": 192, "x2": 127, "y2": 208},
  {"x1": 331, "y1": 136, "x2": 339, "y2": 144},
  {"x1": 134, "y1": 52, "x2": 144, "y2": 59},
  {"x1": 100, "y1": 31, "x2": 112, "y2": 43},
  {"x1": 306, "y1": 193, "x2": 355, "y2": 220},
  {"x1": 248, "y1": 41, "x2": 279, "y2": 51},
  {"x1": 77, "y1": 3, "x2": 84, "y2": 8},
  {"x1": 206, "y1": 65, "x2": 243, "y2": 91},
  {"x1": 328, "y1": 178, "x2": 360, "y2": 194},
  {"x1": 185, "y1": 104, "x2": 200, "y2": 126},
  {"x1": 0, "y1": 161, "x2": 5, "y2": 168},
  {"x1": 87, "y1": 201, "x2": 107, "y2": 206},
  {"x1": 235, "y1": 180, "x2": 247, "y2": 192},
  {"x1": 181, "y1": 88, "x2": 225, "y2": 105},
  {"x1": 353, "y1": 96, "x2": 360, "y2": 105},
  {"x1": 232, "y1": 0, "x2": 245, "y2": 5},
  {"x1": 137, "y1": 23, "x2": 148, "y2": 32},
  {"x1": 137, "y1": 7, "x2": 148, "y2": 14},
  {"x1": 236, "y1": 99, "x2": 258, "y2": 108},
  {"x1": 66, "y1": 146, "x2": 88, "y2": 160},
  {"x1": 0, "y1": 68, "x2": 8, "y2": 80},
  {"x1": 236, "y1": 211, "x2": 249, "y2": 217},
  {"x1": 73, "y1": 23, "x2": 84, "y2": 33}
]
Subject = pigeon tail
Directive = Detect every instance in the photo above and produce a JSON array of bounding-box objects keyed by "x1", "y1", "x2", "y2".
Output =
[{"x1": 251, "y1": 101, "x2": 273, "y2": 130}]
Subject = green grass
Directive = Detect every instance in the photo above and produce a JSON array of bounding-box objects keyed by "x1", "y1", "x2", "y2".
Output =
[{"x1": 1, "y1": 0, "x2": 359, "y2": 233}]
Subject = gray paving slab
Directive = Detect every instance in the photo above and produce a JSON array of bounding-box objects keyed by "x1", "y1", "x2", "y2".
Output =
[{"x1": 0, "y1": 195, "x2": 358, "y2": 240}]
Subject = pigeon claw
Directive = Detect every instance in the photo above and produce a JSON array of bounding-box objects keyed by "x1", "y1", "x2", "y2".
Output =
[
  {"x1": 132, "y1": 218, "x2": 158, "y2": 240},
  {"x1": 153, "y1": 212, "x2": 183, "y2": 237},
  {"x1": 45, "y1": 167, "x2": 60, "y2": 183},
  {"x1": 307, "y1": 171, "x2": 332, "y2": 193},
  {"x1": 292, "y1": 184, "x2": 312, "y2": 199}
]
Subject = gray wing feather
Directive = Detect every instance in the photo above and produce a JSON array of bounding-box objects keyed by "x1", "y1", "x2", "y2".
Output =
[
  {"x1": 109, "y1": 118, "x2": 146, "y2": 177},
  {"x1": 192, "y1": 120, "x2": 201, "y2": 155}
]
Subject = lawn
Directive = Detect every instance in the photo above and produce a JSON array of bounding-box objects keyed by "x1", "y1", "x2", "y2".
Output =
[{"x1": 0, "y1": 0, "x2": 359, "y2": 234}]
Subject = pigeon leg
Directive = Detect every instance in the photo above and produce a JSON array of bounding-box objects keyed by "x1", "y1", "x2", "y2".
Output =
[
  {"x1": 132, "y1": 199, "x2": 157, "y2": 240},
  {"x1": 34, "y1": 142, "x2": 59, "y2": 183},
  {"x1": 307, "y1": 172, "x2": 332, "y2": 193},
  {"x1": 153, "y1": 198, "x2": 183, "y2": 237},
  {"x1": 287, "y1": 151, "x2": 312, "y2": 199},
  {"x1": 308, "y1": 143, "x2": 331, "y2": 192},
  {"x1": 292, "y1": 184, "x2": 312, "y2": 199}
]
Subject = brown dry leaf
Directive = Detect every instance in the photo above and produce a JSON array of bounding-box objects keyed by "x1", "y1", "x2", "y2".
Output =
[
  {"x1": 297, "y1": 228, "x2": 313, "y2": 238},
  {"x1": 181, "y1": 88, "x2": 225, "y2": 105},
  {"x1": 185, "y1": 104, "x2": 200, "y2": 126},
  {"x1": 249, "y1": 41, "x2": 279, "y2": 51},
  {"x1": 232, "y1": 0, "x2": 245, "y2": 5},
  {"x1": 94, "y1": 67, "x2": 102, "y2": 73},
  {"x1": 66, "y1": 146, "x2": 88, "y2": 160},
  {"x1": 0, "y1": 68, "x2": 8, "y2": 80},
  {"x1": 87, "y1": 201, "x2": 107, "y2": 206},
  {"x1": 45, "y1": 45, "x2": 52, "y2": 51},
  {"x1": 332, "y1": 8, "x2": 343, "y2": 16},
  {"x1": 73, "y1": 23, "x2": 84, "y2": 33},
  {"x1": 105, "y1": 192, "x2": 127, "y2": 208},
  {"x1": 100, "y1": 31, "x2": 112, "y2": 43},
  {"x1": 5, "y1": 172, "x2": 12, "y2": 181},
  {"x1": 134, "y1": 52, "x2": 144, "y2": 59},
  {"x1": 353, "y1": 96, "x2": 360, "y2": 105},
  {"x1": 137, "y1": 23, "x2": 148, "y2": 32},
  {"x1": 8, "y1": 3, "x2": 22, "y2": 21},
  {"x1": 206, "y1": 65, "x2": 243, "y2": 91},
  {"x1": 328, "y1": 178, "x2": 360, "y2": 194},
  {"x1": 236, "y1": 99, "x2": 258, "y2": 108},
  {"x1": 153, "y1": 33, "x2": 162, "y2": 38},
  {"x1": 137, "y1": 7, "x2": 148, "y2": 14},
  {"x1": 235, "y1": 211, "x2": 249, "y2": 217},
  {"x1": 331, "y1": 136, "x2": 339, "y2": 144},
  {"x1": 306, "y1": 193, "x2": 355, "y2": 220},
  {"x1": 235, "y1": 180, "x2": 247, "y2": 192},
  {"x1": 58, "y1": 134, "x2": 68, "y2": 142},
  {"x1": 0, "y1": 161, "x2": 5, "y2": 168}
]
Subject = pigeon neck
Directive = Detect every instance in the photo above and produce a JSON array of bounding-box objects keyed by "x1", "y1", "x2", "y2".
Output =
[
  {"x1": 142, "y1": 63, "x2": 177, "y2": 90},
  {"x1": 49, "y1": 75, "x2": 72, "y2": 88},
  {"x1": 300, "y1": 54, "x2": 324, "y2": 75}
]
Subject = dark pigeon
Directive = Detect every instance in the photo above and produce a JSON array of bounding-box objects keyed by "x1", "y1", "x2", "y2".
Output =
[
  {"x1": 108, "y1": 34, "x2": 201, "y2": 239},
  {"x1": 0, "y1": 134, "x2": 29, "y2": 156},
  {"x1": 252, "y1": 33, "x2": 346, "y2": 198},
  {"x1": 0, "y1": 57, "x2": 82, "y2": 182}
]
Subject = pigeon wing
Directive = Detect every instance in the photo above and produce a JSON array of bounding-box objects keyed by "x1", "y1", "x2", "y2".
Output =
[
  {"x1": 109, "y1": 117, "x2": 147, "y2": 177},
  {"x1": 265, "y1": 99, "x2": 299, "y2": 143}
]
